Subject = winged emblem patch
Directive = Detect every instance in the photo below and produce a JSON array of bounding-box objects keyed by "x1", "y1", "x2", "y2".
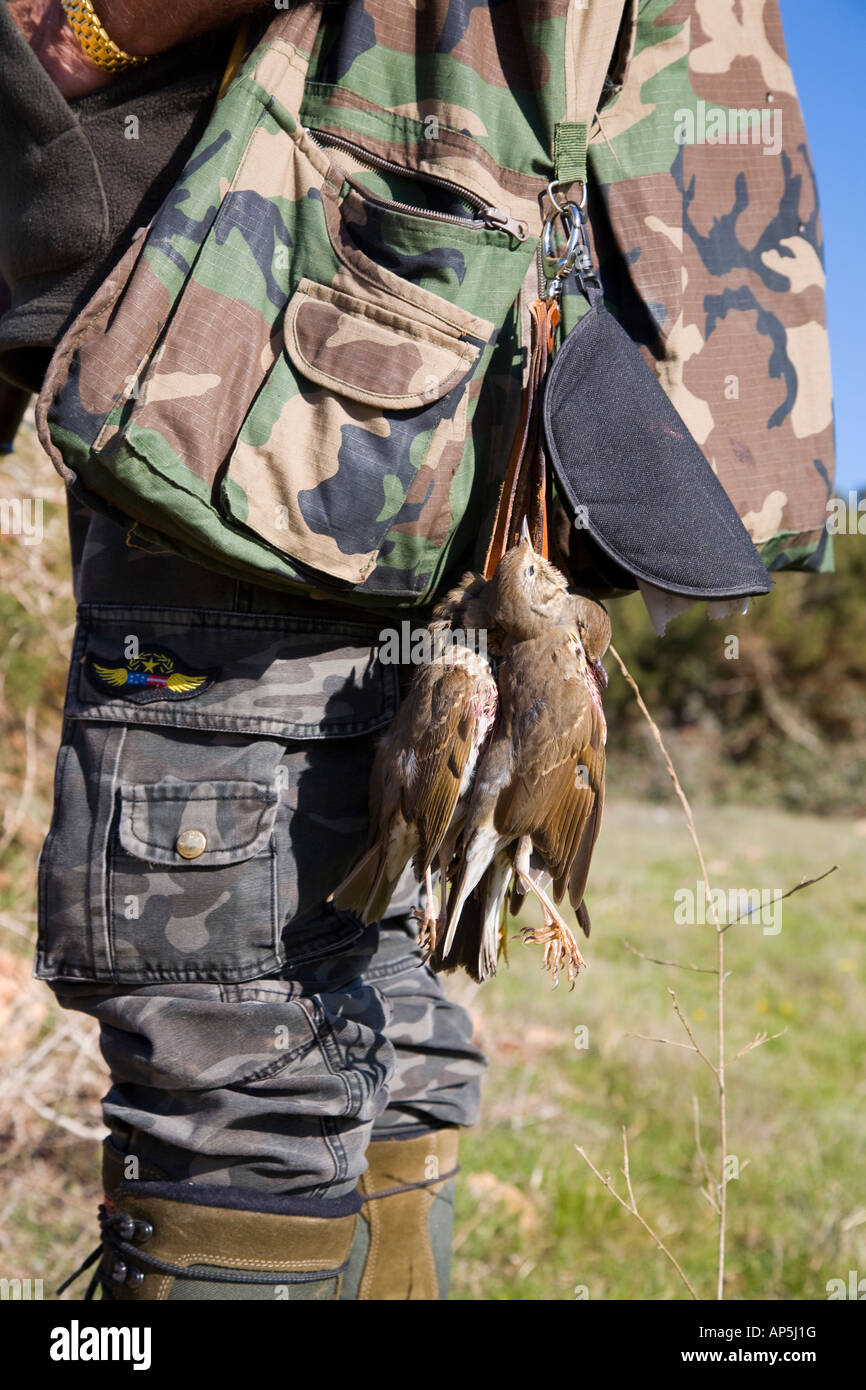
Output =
[{"x1": 88, "y1": 647, "x2": 216, "y2": 703}]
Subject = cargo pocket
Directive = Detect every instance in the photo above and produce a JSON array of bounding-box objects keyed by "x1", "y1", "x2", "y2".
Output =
[
  {"x1": 221, "y1": 275, "x2": 482, "y2": 587},
  {"x1": 108, "y1": 779, "x2": 279, "y2": 981},
  {"x1": 36, "y1": 605, "x2": 399, "y2": 985}
]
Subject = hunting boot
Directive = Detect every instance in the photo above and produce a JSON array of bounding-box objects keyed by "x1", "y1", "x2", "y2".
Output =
[
  {"x1": 80, "y1": 1140, "x2": 358, "y2": 1301},
  {"x1": 339, "y1": 1127, "x2": 460, "y2": 1300}
]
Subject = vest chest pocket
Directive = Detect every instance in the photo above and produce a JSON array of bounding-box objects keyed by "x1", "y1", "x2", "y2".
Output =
[
  {"x1": 108, "y1": 780, "x2": 280, "y2": 983},
  {"x1": 221, "y1": 275, "x2": 485, "y2": 592}
]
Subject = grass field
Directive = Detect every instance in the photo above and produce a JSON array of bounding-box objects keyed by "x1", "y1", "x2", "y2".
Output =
[
  {"x1": 1, "y1": 427, "x2": 863, "y2": 1301},
  {"x1": 451, "y1": 797, "x2": 865, "y2": 1300}
]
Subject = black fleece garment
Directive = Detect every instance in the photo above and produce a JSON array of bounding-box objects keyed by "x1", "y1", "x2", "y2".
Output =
[{"x1": 0, "y1": 3, "x2": 239, "y2": 392}]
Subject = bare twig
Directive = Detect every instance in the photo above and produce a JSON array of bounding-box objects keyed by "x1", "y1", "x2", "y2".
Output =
[
  {"x1": 693, "y1": 1096, "x2": 720, "y2": 1214},
  {"x1": 608, "y1": 647, "x2": 722, "y2": 932},
  {"x1": 575, "y1": 1130, "x2": 698, "y2": 1299},
  {"x1": 19, "y1": 1091, "x2": 105, "y2": 1143},
  {"x1": 669, "y1": 989, "x2": 718, "y2": 1080},
  {"x1": 720, "y1": 866, "x2": 838, "y2": 933},
  {"x1": 609, "y1": 644, "x2": 728, "y2": 1298},
  {"x1": 622, "y1": 939, "x2": 720, "y2": 974},
  {"x1": 626, "y1": 1031, "x2": 698, "y2": 1052},
  {"x1": 733, "y1": 1028, "x2": 787, "y2": 1062}
]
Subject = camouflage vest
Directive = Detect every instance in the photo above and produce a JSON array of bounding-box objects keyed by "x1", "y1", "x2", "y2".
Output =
[{"x1": 36, "y1": 0, "x2": 834, "y2": 610}]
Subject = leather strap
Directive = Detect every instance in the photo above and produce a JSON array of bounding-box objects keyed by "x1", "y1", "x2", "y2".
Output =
[{"x1": 483, "y1": 296, "x2": 559, "y2": 577}]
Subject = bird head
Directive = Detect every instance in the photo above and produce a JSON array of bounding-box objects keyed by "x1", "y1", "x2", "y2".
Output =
[
  {"x1": 487, "y1": 520, "x2": 572, "y2": 641},
  {"x1": 566, "y1": 593, "x2": 611, "y2": 690}
]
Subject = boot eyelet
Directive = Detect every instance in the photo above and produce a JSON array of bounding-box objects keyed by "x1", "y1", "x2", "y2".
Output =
[
  {"x1": 134, "y1": 1220, "x2": 154, "y2": 1244},
  {"x1": 126, "y1": 1268, "x2": 145, "y2": 1289},
  {"x1": 115, "y1": 1214, "x2": 136, "y2": 1241},
  {"x1": 111, "y1": 1260, "x2": 128, "y2": 1283}
]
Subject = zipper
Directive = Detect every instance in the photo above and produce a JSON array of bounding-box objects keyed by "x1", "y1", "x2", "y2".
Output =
[{"x1": 305, "y1": 127, "x2": 529, "y2": 242}]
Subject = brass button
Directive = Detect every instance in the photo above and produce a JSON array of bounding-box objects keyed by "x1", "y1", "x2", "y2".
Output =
[{"x1": 176, "y1": 828, "x2": 207, "y2": 859}]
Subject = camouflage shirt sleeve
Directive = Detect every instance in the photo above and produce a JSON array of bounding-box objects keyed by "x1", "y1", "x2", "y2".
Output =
[{"x1": 580, "y1": 0, "x2": 833, "y2": 573}]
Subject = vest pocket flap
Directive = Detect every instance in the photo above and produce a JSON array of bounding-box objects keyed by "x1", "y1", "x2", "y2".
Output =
[
  {"x1": 117, "y1": 780, "x2": 278, "y2": 866},
  {"x1": 283, "y1": 277, "x2": 480, "y2": 408}
]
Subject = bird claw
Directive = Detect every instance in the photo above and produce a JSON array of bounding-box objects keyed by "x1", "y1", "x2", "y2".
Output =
[
  {"x1": 514, "y1": 870, "x2": 587, "y2": 988},
  {"x1": 412, "y1": 906, "x2": 439, "y2": 959},
  {"x1": 520, "y1": 918, "x2": 587, "y2": 989}
]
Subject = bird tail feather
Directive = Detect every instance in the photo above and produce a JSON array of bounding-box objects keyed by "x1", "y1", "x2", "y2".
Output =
[{"x1": 331, "y1": 846, "x2": 399, "y2": 926}]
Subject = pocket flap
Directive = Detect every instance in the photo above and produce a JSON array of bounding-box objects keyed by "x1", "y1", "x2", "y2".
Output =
[
  {"x1": 117, "y1": 779, "x2": 278, "y2": 866},
  {"x1": 69, "y1": 605, "x2": 399, "y2": 740},
  {"x1": 283, "y1": 277, "x2": 481, "y2": 408}
]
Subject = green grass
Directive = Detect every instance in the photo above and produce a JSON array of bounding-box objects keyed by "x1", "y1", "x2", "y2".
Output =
[{"x1": 450, "y1": 799, "x2": 866, "y2": 1300}]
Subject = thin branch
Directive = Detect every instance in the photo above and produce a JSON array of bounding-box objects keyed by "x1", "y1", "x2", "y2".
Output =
[
  {"x1": 576, "y1": 1133, "x2": 698, "y2": 1300},
  {"x1": 669, "y1": 989, "x2": 718, "y2": 1080},
  {"x1": 609, "y1": 644, "x2": 728, "y2": 1299},
  {"x1": 623, "y1": 938, "x2": 720, "y2": 974},
  {"x1": 733, "y1": 1028, "x2": 787, "y2": 1062},
  {"x1": 19, "y1": 1091, "x2": 105, "y2": 1143},
  {"x1": 720, "y1": 866, "x2": 839, "y2": 933},
  {"x1": 626, "y1": 1031, "x2": 697, "y2": 1052},
  {"x1": 692, "y1": 1095, "x2": 719, "y2": 1212},
  {"x1": 608, "y1": 647, "x2": 723, "y2": 935}
]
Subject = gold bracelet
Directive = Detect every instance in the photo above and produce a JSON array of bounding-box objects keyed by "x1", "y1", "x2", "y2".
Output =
[{"x1": 60, "y1": 0, "x2": 150, "y2": 73}]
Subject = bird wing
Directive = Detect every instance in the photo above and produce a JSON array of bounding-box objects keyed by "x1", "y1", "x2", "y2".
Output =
[
  {"x1": 401, "y1": 659, "x2": 490, "y2": 870},
  {"x1": 493, "y1": 631, "x2": 605, "y2": 908}
]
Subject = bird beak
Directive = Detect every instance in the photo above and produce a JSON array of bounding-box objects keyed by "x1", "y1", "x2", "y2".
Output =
[
  {"x1": 518, "y1": 516, "x2": 534, "y2": 550},
  {"x1": 591, "y1": 657, "x2": 608, "y2": 690}
]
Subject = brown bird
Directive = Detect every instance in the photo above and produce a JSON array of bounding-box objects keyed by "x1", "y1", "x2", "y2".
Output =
[
  {"x1": 330, "y1": 589, "x2": 498, "y2": 939},
  {"x1": 430, "y1": 532, "x2": 608, "y2": 986}
]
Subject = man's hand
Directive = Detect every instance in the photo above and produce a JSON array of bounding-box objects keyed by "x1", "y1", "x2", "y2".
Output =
[{"x1": 9, "y1": 0, "x2": 273, "y2": 99}]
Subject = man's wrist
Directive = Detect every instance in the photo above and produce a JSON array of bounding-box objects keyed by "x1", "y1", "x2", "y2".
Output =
[
  {"x1": 9, "y1": 0, "x2": 112, "y2": 97},
  {"x1": 11, "y1": 0, "x2": 269, "y2": 97},
  {"x1": 67, "y1": 1, "x2": 268, "y2": 60}
]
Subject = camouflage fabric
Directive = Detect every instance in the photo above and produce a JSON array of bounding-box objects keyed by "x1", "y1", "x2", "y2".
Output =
[
  {"x1": 38, "y1": 569, "x2": 484, "y2": 1195},
  {"x1": 52, "y1": 916, "x2": 485, "y2": 1198},
  {"x1": 36, "y1": 603, "x2": 401, "y2": 983},
  {"x1": 578, "y1": 0, "x2": 835, "y2": 573},
  {"x1": 37, "y1": 0, "x2": 833, "y2": 610}
]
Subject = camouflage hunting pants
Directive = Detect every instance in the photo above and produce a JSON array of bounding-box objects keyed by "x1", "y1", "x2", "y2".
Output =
[{"x1": 36, "y1": 600, "x2": 486, "y2": 1196}]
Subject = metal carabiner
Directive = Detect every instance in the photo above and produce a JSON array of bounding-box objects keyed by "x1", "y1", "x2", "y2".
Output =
[
  {"x1": 546, "y1": 179, "x2": 587, "y2": 215},
  {"x1": 542, "y1": 201, "x2": 581, "y2": 275}
]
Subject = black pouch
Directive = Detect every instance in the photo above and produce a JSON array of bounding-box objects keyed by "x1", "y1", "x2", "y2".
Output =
[{"x1": 542, "y1": 280, "x2": 771, "y2": 600}]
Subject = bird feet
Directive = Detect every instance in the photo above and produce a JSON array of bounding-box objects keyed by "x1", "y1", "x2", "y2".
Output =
[
  {"x1": 516, "y1": 871, "x2": 587, "y2": 989},
  {"x1": 414, "y1": 865, "x2": 444, "y2": 960},
  {"x1": 412, "y1": 905, "x2": 439, "y2": 959}
]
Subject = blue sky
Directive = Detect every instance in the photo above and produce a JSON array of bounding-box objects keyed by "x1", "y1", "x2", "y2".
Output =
[{"x1": 781, "y1": 0, "x2": 865, "y2": 491}]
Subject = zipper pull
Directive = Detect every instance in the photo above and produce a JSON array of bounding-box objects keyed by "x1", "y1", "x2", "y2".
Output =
[{"x1": 483, "y1": 209, "x2": 529, "y2": 242}]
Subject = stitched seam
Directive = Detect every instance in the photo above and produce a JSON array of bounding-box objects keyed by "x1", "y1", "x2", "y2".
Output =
[
  {"x1": 320, "y1": 184, "x2": 487, "y2": 338},
  {"x1": 294, "y1": 278, "x2": 467, "y2": 348},
  {"x1": 126, "y1": 822, "x2": 272, "y2": 857},
  {"x1": 173, "y1": 1252, "x2": 340, "y2": 1271},
  {"x1": 286, "y1": 287, "x2": 476, "y2": 400},
  {"x1": 300, "y1": 85, "x2": 542, "y2": 182}
]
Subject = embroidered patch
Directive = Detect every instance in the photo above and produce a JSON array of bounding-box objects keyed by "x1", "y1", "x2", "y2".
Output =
[{"x1": 88, "y1": 647, "x2": 216, "y2": 703}]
